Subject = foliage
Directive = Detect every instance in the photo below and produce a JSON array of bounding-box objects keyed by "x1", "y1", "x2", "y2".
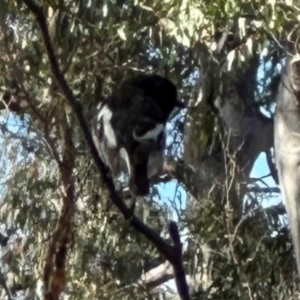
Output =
[{"x1": 0, "y1": 0, "x2": 299, "y2": 299}]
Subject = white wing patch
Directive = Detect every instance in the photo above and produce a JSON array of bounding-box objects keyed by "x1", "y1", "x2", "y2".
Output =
[
  {"x1": 133, "y1": 123, "x2": 164, "y2": 141},
  {"x1": 97, "y1": 105, "x2": 117, "y2": 148}
]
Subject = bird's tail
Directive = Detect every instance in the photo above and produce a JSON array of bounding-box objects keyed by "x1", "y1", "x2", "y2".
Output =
[
  {"x1": 128, "y1": 146, "x2": 151, "y2": 196},
  {"x1": 130, "y1": 160, "x2": 150, "y2": 196}
]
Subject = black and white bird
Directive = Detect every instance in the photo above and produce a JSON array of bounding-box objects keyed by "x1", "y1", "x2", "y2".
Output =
[{"x1": 92, "y1": 74, "x2": 185, "y2": 196}]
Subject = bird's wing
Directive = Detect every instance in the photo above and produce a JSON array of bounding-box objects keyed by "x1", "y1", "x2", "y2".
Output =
[{"x1": 91, "y1": 106, "x2": 123, "y2": 176}]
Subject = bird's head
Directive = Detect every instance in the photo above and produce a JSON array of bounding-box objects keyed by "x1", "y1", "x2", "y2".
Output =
[{"x1": 122, "y1": 74, "x2": 185, "y2": 120}]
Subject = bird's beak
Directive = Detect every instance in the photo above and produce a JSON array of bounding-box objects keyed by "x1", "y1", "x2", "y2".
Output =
[{"x1": 175, "y1": 99, "x2": 186, "y2": 108}]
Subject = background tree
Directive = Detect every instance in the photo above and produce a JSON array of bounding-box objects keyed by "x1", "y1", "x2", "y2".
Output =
[{"x1": 0, "y1": 0, "x2": 298, "y2": 299}]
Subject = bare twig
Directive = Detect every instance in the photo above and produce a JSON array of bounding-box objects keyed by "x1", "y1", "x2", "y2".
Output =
[
  {"x1": 169, "y1": 221, "x2": 190, "y2": 299},
  {"x1": 22, "y1": 1, "x2": 191, "y2": 299},
  {"x1": 247, "y1": 186, "x2": 280, "y2": 193}
]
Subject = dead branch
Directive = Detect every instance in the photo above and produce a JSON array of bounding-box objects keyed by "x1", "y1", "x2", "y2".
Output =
[{"x1": 43, "y1": 109, "x2": 76, "y2": 300}]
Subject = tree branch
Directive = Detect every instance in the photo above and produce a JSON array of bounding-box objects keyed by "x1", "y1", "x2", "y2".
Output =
[
  {"x1": 169, "y1": 221, "x2": 190, "y2": 299},
  {"x1": 43, "y1": 110, "x2": 75, "y2": 300},
  {"x1": 0, "y1": 92, "x2": 29, "y2": 113},
  {"x1": 22, "y1": 1, "x2": 191, "y2": 299},
  {"x1": 140, "y1": 262, "x2": 174, "y2": 289},
  {"x1": 247, "y1": 186, "x2": 280, "y2": 193},
  {"x1": 164, "y1": 158, "x2": 213, "y2": 200}
]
